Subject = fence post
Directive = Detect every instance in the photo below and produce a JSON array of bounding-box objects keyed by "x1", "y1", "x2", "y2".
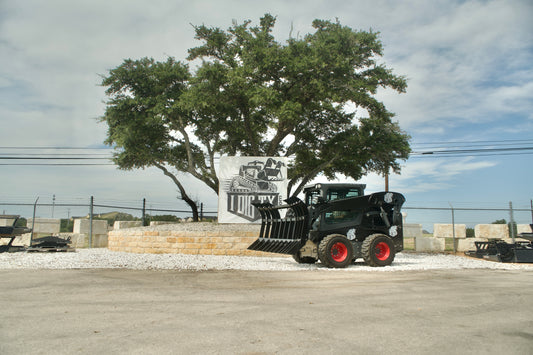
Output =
[
  {"x1": 449, "y1": 203, "x2": 456, "y2": 254},
  {"x1": 142, "y1": 198, "x2": 146, "y2": 226},
  {"x1": 89, "y1": 196, "x2": 93, "y2": 248},
  {"x1": 530, "y1": 199, "x2": 533, "y2": 224},
  {"x1": 30, "y1": 197, "x2": 39, "y2": 246}
]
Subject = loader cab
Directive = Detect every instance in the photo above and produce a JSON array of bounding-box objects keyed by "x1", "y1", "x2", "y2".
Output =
[
  {"x1": 304, "y1": 183, "x2": 368, "y2": 237},
  {"x1": 304, "y1": 183, "x2": 366, "y2": 207}
]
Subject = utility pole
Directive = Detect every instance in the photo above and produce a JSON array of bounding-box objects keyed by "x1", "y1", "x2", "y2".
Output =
[
  {"x1": 142, "y1": 198, "x2": 146, "y2": 226},
  {"x1": 530, "y1": 199, "x2": 533, "y2": 224},
  {"x1": 384, "y1": 166, "x2": 389, "y2": 192},
  {"x1": 89, "y1": 196, "x2": 94, "y2": 248}
]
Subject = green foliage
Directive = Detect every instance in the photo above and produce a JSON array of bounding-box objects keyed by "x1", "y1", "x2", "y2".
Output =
[
  {"x1": 146, "y1": 214, "x2": 181, "y2": 223},
  {"x1": 14, "y1": 217, "x2": 27, "y2": 228},
  {"x1": 466, "y1": 228, "x2": 475, "y2": 238},
  {"x1": 492, "y1": 219, "x2": 507, "y2": 224},
  {"x1": 60, "y1": 219, "x2": 74, "y2": 233},
  {"x1": 100, "y1": 14, "x2": 410, "y2": 207}
]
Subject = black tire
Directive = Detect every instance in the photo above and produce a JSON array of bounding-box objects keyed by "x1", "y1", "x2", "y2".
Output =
[
  {"x1": 292, "y1": 253, "x2": 316, "y2": 264},
  {"x1": 362, "y1": 234, "x2": 396, "y2": 267},
  {"x1": 318, "y1": 234, "x2": 354, "y2": 268}
]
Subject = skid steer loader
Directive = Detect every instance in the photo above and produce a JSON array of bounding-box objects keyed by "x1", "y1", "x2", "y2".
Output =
[{"x1": 248, "y1": 183, "x2": 405, "y2": 268}]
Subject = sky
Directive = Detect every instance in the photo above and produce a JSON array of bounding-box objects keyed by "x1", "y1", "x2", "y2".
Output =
[{"x1": 1, "y1": 0, "x2": 532, "y2": 231}]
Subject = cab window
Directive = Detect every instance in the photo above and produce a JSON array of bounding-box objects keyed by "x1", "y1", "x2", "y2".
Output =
[
  {"x1": 326, "y1": 188, "x2": 361, "y2": 201},
  {"x1": 306, "y1": 190, "x2": 322, "y2": 206},
  {"x1": 324, "y1": 209, "x2": 360, "y2": 224}
]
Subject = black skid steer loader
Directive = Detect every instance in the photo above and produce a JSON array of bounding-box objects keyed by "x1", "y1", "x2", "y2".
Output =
[{"x1": 248, "y1": 183, "x2": 405, "y2": 268}]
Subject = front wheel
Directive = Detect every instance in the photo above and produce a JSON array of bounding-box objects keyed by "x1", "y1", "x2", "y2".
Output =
[
  {"x1": 318, "y1": 234, "x2": 354, "y2": 268},
  {"x1": 362, "y1": 234, "x2": 396, "y2": 267}
]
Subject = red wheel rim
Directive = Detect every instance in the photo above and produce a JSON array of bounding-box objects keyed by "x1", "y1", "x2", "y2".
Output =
[
  {"x1": 331, "y1": 242, "x2": 348, "y2": 262},
  {"x1": 375, "y1": 242, "x2": 391, "y2": 261}
]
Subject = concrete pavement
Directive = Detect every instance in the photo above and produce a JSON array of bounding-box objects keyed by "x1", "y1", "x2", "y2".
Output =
[{"x1": 1, "y1": 269, "x2": 532, "y2": 354}]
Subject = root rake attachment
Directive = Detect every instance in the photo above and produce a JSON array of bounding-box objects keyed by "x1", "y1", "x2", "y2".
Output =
[{"x1": 248, "y1": 196, "x2": 309, "y2": 255}]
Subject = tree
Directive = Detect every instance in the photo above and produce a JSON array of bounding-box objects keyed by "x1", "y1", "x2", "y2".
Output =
[
  {"x1": 100, "y1": 57, "x2": 208, "y2": 221},
  {"x1": 100, "y1": 14, "x2": 410, "y2": 219}
]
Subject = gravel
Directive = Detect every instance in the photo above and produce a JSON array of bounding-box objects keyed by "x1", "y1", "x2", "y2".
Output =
[{"x1": 1, "y1": 249, "x2": 532, "y2": 271}]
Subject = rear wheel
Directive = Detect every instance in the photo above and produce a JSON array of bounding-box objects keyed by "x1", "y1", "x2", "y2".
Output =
[
  {"x1": 362, "y1": 234, "x2": 396, "y2": 267},
  {"x1": 318, "y1": 234, "x2": 354, "y2": 268}
]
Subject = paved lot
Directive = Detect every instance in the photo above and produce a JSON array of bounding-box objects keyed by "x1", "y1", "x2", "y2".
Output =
[{"x1": 1, "y1": 268, "x2": 532, "y2": 354}]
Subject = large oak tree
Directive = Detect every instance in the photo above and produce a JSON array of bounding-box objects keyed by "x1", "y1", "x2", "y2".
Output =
[{"x1": 100, "y1": 14, "x2": 410, "y2": 220}]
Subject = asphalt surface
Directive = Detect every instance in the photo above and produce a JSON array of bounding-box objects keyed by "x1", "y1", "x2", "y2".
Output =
[{"x1": 1, "y1": 268, "x2": 532, "y2": 354}]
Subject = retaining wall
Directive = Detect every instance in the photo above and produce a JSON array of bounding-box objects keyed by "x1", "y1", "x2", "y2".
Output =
[
  {"x1": 73, "y1": 219, "x2": 109, "y2": 247},
  {"x1": 475, "y1": 224, "x2": 509, "y2": 239},
  {"x1": 26, "y1": 218, "x2": 61, "y2": 235},
  {"x1": 113, "y1": 221, "x2": 143, "y2": 229},
  {"x1": 108, "y1": 223, "x2": 280, "y2": 257},
  {"x1": 434, "y1": 224, "x2": 466, "y2": 239},
  {"x1": 404, "y1": 224, "x2": 423, "y2": 238},
  {"x1": 415, "y1": 237, "x2": 445, "y2": 252}
]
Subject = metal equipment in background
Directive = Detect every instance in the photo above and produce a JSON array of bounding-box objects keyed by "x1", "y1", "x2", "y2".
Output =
[
  {"x1": 0, "y1": 215, "x2": 74, "y2": 253},
  {"x1": 248, "y1": 183, "x2": 405, "y2": 268},
  {"x1": 0, "y1": 215, "x2": 32, "y2": 253},
  {"x1": 465, "y1": 224, "x2": 533, "y2": 263}
]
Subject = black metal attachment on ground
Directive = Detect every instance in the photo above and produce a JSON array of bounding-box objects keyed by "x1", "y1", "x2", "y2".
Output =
[
  {"x1": 0, "y1": 215, "x2": 75, "y2": 253},
  {"x1": 465, "y1": 225, "x2": 533, "y2": 263},
  {"x1": 0, "y1": 215, "x2": 32, "y2": 253},
  {"x1": 26, "y1": 236, "x2": 75, "y2": 253}
]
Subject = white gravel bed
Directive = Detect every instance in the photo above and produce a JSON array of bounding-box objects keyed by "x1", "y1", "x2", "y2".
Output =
[{"x1": 1, "y1": 249, "x2": 533, "y2": 271}]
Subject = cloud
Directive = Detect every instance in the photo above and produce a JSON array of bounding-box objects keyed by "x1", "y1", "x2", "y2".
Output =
[
  {"x1": 0, "y1": 0, "x2": 531, "y2": 218},
  {"x1": 357, "y1": 157, "x2": 497, "y2": 194},
  {"x1": 375, "y1": 0, "x2": 533, "y2": 134}
]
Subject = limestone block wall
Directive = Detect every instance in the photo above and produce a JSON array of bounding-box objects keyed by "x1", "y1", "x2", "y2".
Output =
[
  {"x1": 26, "y1": 218, "x2": 61, "y2": 235},
  {"x1": 149, "y1": 221, "x2": 180, "y2": 226},
  {"x1": 434, "y1": 224, "x2": 466, "y2": 239},
  {"x1": 74, "y1": 219, "x2": 109, "y2": 234},
  {"x1": 113, "y1": 221, "x2": 143, "y2": 230},
  {"x1": 456, "y1": 238, "x2": 488, "y2": 252},
  {"x1": 108, "y1": 223, "x2": 280, "y2": 257},
  {"x1": 403, "y1": 224, "x2": 423, "y2": 238},
  {"x1": 517, "y1": 224, "x2": 533, "y2": 234},
  {"x1": 415, "y1": 237, "x2": 445, "y2": 252},
  {"x1": 475, "y1": 224, "x2": 509, "y2": 239},
  {"x1": 72, "y1": 219, "x2": 109, "y2": 248}
]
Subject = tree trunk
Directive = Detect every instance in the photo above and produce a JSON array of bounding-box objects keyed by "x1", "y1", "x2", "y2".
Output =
[{"x1": 155, "y1": 163, "x2": 200, "y2": 221}]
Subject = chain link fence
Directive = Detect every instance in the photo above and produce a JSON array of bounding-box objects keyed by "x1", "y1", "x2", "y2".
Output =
[
  {"x1": 1, "y1": 197, "x2": 218, "y2": 230},
  {"x1": 2, "y1": 197, "x2": 532, "y2": 234}
]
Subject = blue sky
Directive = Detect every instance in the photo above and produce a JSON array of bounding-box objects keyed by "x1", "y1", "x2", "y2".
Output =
[{"x1": 1, "y1": 0, "x2": 532, "y2": 231}]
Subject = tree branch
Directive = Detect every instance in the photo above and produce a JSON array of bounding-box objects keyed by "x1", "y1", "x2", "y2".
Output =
[
  {"x1": 154, "y1": 163, "x2": 199, "y2": 221},
  {"x1": 289, "y1": 154, "x2": 340, "y2": 197}
]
